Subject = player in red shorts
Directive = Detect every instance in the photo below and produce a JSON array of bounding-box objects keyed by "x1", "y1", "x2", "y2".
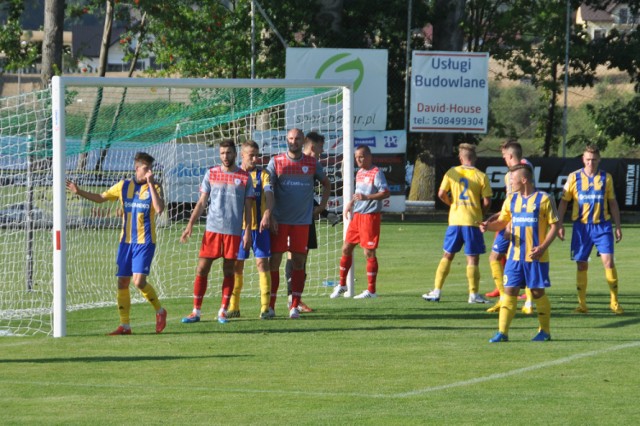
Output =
[{"x1": 330, "y1": 145, "x2": 390, "y2": 299}]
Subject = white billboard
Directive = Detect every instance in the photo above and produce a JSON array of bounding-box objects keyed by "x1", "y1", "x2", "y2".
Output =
[
  {"x1": 410, "y1": 51, "x2": 489, "y2": 133},
  {"x1": 286, "y1": 48, "x2": 388, "y2": 131}
]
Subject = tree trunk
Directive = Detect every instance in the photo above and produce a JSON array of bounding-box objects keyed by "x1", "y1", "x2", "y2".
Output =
[
  {"x1": 543, "y1": 62, "x2": 559, "y2": 158},
  {"x1": 78, "y1": 0, "x2": 115, "y2": 170},
  {"x1": 41, "y1": 0, "x2": 64, "y2": 87}
]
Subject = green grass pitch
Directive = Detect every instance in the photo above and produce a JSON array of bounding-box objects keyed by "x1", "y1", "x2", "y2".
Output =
[{"x1": 1, "y1": 219, "x2": 640, "y2": 424}]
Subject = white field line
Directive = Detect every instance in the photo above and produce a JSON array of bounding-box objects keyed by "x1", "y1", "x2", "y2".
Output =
[{"x1": 1, "y1": 341, "x2": 639, "y2": 399}]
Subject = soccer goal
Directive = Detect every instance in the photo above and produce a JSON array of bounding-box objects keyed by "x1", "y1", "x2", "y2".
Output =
[{"x1": 0, "y1": 77, "x2": 353, "y2": 337}]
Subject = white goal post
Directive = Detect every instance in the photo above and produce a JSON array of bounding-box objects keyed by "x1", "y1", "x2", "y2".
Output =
[{"x1": 49, "y1": 76, "x2": 354, "y2": 338}]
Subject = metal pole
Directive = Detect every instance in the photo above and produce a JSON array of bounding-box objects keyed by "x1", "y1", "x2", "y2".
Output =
[
  {"x1": 562, "y1": 0, "x2": 570, "y2": 158},
  {"x1": 404, "y1": 0, "x2": 413, "y2": 131},
  {"x1": 251, "y1": 0, "x2": 256, "y2": 79}
]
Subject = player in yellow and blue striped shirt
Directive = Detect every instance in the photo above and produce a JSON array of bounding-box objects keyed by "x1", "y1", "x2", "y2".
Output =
[
  {"x1": 481, "y1": 164, "x2": 559, "y2": 342},
  {"x1": 557, "y1": 145, "x2": 623, "y2": 315},
  {"x1": 66, "y1": 152, "x2": 167, "y2": 335}
]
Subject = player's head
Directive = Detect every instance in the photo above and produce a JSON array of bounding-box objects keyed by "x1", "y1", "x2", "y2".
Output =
[
  {"x1": 509, "y1": 163, "x2": 533, "y2": 193},
  {"x1": 501, "y1": 139, "x2": 523, "y2": 166},
  {"x1": 286, "y1": 128, "x2": 304, "y2": 156},
  {"x1": 582, "y1": 145, "x2": 601, "y2": 172},
  {"x1": 355, "y1": 145, "x2": 373, "y2": 169},
  {"x1": 303, "y1": 131, "x2": 325, "y2": 159},
  {"x1": 219, "y1": 139, "x2": 237, "y2": 168},
  {"x1": 458, "y1": 143, "x2": 477, "y2": 164},
  {"x1": 134, "y1": 152, "x2": 155, "y2": 182},
  {"x1": 241, "y1": 140, "x2": 260, "y2": 171}
]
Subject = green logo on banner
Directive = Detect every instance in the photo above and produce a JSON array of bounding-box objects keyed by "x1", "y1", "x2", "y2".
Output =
[{"x1": 315, "y1": 53, "x2": 364, "y2": 104}]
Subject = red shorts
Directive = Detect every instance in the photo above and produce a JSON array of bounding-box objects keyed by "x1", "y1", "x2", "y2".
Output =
[
  {"x1": 199, "y1": 231, "x2": 241, "y2": 260},
  {"x1": 271, "y1": 224, "x2": 309, "y2": 254},
  {"x1": 345, "y1": 213, "x2": 381, "y2": 249}
]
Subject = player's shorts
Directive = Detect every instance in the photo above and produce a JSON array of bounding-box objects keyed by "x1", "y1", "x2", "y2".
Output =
[
  {"x1": 199, "y1": 231, "x2": 241, "y2": 260},
  {"x1": 271, "y1": 223, "x2": 309, "y2": 254},
  {"x1": 237, "y1": 229, "x2": 271, "y2": 260},
  {"x1": 570, "y1": 221, "x2": 614, "y2": 262},
  {"x1": 308, "y1": 220, "x2": 318, "y2": 250},
  {"x1": 116, "y1": 242, "x2": 155, "y2": 277},
  {"x1": 491, "y1": 229, "x2": 510, "y2": 255},
  {"x1": 345, "y1": 212, "x2": 381, "y2": 250},
  {"x1": 503, "y1": 260, "x2": 551, "y2": 289},
  {"x1": 442, "y1": 225, "x2": 486, "y2": 256}
]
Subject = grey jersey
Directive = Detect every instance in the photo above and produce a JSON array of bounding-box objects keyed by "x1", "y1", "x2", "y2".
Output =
[
  {"x1": 353, "y1": 165, "x2": 390, "y2": 214},
  {"x1": 201, "y1": 166, "x2": 254, "y2": 236}
]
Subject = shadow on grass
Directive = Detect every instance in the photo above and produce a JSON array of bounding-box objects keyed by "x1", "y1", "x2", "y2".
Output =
[{"x1": 0, "y1": 354, "x2": 248, "y2": 364}]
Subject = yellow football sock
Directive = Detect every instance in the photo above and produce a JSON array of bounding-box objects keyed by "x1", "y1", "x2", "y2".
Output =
[
  {"x1": 434, "y1": 258, "x2": 452, "y2": 290},
  {"x1": 259, "y1": 271, "x2": 271, "y2": 313},
  {"x1": 117, "y1": 287, "x2": 131, "y2": 325},
  {"x1": 577, "y1": 269, "x2": 588, "y2": 307},
  {"x1": 525, "y1": 287, "x2": 533, "y2": 304},
  {"x1": 228, "y1": 273, "x2": 244, "y2": 312},
  {"x1": 605, "y1": 268, "x2": 618, "y2": 304},
  {"x1": 139, "y1": 283, "x2": 161, "y2": 311},
  {"x1": 467, "y1": 265, "x2": 480, "y2": 294},
  {"x1": 498, "y1": 294, "x2": 518, "y2": 335},
  {"x1": 534, "y1": 293, "x2": 551, "y2": 334},
  {"x1": 489, "y1": 260, "x2": 505, "y2": 296}
]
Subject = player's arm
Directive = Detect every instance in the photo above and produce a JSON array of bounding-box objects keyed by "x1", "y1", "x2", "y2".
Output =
[
  {"x1": 180, "y1": 192, "x2": 208, "y2": 243},
  {"x1": 530, "y1": 222, "x2": 559, "y2": 260},
  {"x1": 66, "y1": 180, "x2": 109, "y2": 204},
  {"x1": 481, "y1": 196, "x2": 491, "y2": 214},
  {"x1": 437, "y1": 188, "x2": 451, "y2": 207},
  {"x1": 556, "y1": 198, "x2": 569, "y2": 241},
  {"x1": 243, "y1": 197, "x2": 254, "y2": 250},
  {"x1": 480, "y1": 218, "x2": 508, "y2": 233},
  {"x1": 313, "y1": 176, "x2": 331, "y2": 217},
  {"x1": 145, "y1": 172, "x2": 165, "y2": 215},
  {"x1": 260, "y1": 188, "x2": 274, "y2": 233},
  {"x1": 609, "y1": 197, "x2": 623, "y2": 243}
]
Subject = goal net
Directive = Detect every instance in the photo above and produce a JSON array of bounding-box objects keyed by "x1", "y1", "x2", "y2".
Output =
[{"x1": 1, "y1": 77, "x2": 353, "y2": 337}]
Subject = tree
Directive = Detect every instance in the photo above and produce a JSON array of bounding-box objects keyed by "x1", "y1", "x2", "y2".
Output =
[
  {"x1": 41, "y1": 0, "x2": 65, "y2": 86},
  {"x1": 0, "y1": 0, "x2": 39, "y2": 75}
]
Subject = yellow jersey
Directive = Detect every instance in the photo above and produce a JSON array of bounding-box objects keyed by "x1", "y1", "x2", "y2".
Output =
[{"x1": 440, "y1": 165, "x2": 492, "y2": 226}]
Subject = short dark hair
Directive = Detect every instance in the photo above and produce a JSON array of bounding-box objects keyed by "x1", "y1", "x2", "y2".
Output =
[
  {"x1": 502, "y1": 140, "x2": 523, "y2": 160},
  {"x1": 219, "y1": 139, "x2": 236, "y2": 152},
  {"x1": 134, "y1": 152, "x2": 154, "y2": 167},
  {"x1": 305, "y1": 131, "x2": 325, "y2": 145},
  {"x1": 510, "y1": 163, "x2": 533, "y2": 180},
  {"x1": 355, "y1": 144, "x2": 371, "y2": 155}
]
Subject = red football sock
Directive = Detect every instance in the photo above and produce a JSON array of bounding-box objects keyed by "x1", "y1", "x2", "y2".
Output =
[
  {"x1": 221, "y1": 275, "x2": 234, "y2": 310},
  {"x1": 339, "y1": 256, "x2": 353, "y2": 286},
  {"x1": 290, "y1": 269, "x2": 306, "y2": 308},
  {"x1": 366, "y1": 257, "x2": 378, "y2": 294},
  {"x1": 269, "y1": 270, "x2": 279, "y2": 309},
  {"x1": 193, "y1": 275, "x2": 207, "y2": 310}
]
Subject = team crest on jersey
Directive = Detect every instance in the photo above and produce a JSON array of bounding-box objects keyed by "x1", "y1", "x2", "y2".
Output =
[
  {"x1": 235, "y1": 178, "x2": 242, "y2": 185},
  {"x1": 139, "y1": 190, "x2": 149, "y2": 200},
  {"x1": 364, "y1": 177, "x2": 371, "y2": 184},
  {"x1": 302, "y1": 166, "x2": 309, "y2": 174}
]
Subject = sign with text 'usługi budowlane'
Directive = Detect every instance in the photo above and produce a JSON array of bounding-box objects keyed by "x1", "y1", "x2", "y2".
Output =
[{"x1": 410, "y1": 51, "x2": 489, "y2": 134}]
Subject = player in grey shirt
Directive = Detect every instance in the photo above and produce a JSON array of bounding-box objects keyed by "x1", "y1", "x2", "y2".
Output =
[
  {"x1": 266, "y1": 128, "x2": 330, "y2": 319},
  {"x1": 180, "y1": 139, "x2": 255, "y2": 324}
]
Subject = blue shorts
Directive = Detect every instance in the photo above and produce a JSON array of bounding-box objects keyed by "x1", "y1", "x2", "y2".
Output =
[
  {"x1": 570, "y1": 221, "x2": 614, "y2": 262},
  {"x1": 491, "y1": 229, "x2": 510, "y2": 255},
  {"x1": 116, "y1": 242, "x2": 155, "y2": 277},
  {"x1": 503, "y1": 260, "x2": 550, "y2": 289},
  {"x1": 237, "y1": 229, "x2": 271, "y2": 260},
  {"x1": 442, "y1": 225, "x2": 486, "y2": 256}
]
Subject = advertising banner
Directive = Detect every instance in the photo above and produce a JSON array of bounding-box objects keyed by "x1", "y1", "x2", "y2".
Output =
[
  {"x1": 410, "y1": 51, "x2": 489, "y2": 133},
  {"x1": 286, "y1": 48, "x2": 388, "y2": 131}
]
